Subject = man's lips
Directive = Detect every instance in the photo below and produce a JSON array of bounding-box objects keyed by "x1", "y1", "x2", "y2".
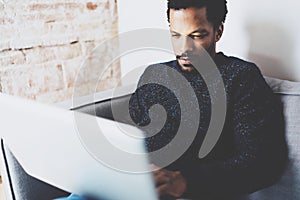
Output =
[{"x1": 179, "y1": 58, "x2": 192, "y2": 65}]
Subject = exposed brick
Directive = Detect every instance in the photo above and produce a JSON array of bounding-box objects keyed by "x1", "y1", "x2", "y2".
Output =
[
  {"x1": 65, "y1": 11, "x2": 79, "y2": 21},
  {"x1": 87, "y1": 2, "x2": 98, "y2": 10},
  {"x1": 29, "y1": 3, "x2": 84, "y2": 11},
  {"x1": 46, "y1": 22, "x2": 70, "y2": 34},
  {"x1": 0, "y1": 41, "x2": 10, "y2": 52},
  {"x1": 80, "y1": 41, "x2": 97, "y2": 55},
  {"x1": 0, "y1": 63, "x2": 64, "y2": 97},
  {"x1": 0, "y1": 0, "x2": 120, "y2": 103},
  {"x1": 62, "y1": 53, "x2": 119, "y2": 90},
  {"x1": 23, "y1": 47, "x2": 56, "y2": 65},
  {"x1": 15, "y1": 23, "x2": 49, "y2": 39},
  {"x1": 35, "y1": 87, "x2": 74, "y2": 103},
  {"x1": 53, "y1": 42, "x2": 83, "y2": 60},
  {"x1": 62, "y1": 55, "x2": 112, "y2": 88},
  {"x1": 71, "y1": 77, "x2": 119, "y2": 99},
  {"x1": 23, "y1": 43, "x2": 82, "y2": 65},
  {"x1": 95, "y1": 76, "x2": 121, "y2": 92},
  {"x1": 9, "y1": 38, "x2": 42, "y2": 50},
  {"x1": 62, "y1": 57, "x2": 84, "y2": 88},
  {"x1": 78, "y1": 19, "x2": 106, "y2": 31},
  {"x1": 0, "y1": 25, "x2": 14, "y2": 43},
  {"x1": 40, "y1": 34, "x2": 78, "y2": 47},
  {"x1": 14, "y1": 10, "x2": 81, "y2": 24},
  {"x1": 110, "y1": 60, "x2": 121, "y2": 80},
  {"x1": 0, "y1": 50, "x2": 26, "y2": 66},
  {"x1": 77, "y1": 29, "x2": 106, "y2": 42},
  {"x1": 105, "y1": 1, "x2": 110, "y2": 9}
]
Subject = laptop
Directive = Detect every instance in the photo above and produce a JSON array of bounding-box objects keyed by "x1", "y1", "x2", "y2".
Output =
[{"x1": 0, "y1": 93, "x2": 158, "y2": 200}]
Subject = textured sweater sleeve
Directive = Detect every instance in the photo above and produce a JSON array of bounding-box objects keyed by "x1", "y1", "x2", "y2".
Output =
[
  {"x1": 129, "y1": 63, "x2": 288, "y2": 198},
  {"x1": 180, "y1": 65, "x2": 288, "y2": 198},
  {"x1": 129, "y1": 65, "x2": 181, "y2": 151}
]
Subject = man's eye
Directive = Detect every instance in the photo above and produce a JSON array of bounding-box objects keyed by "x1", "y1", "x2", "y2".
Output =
[
  {"x1": 190, "y1": 35, "x2": 205, "y2": 39},
  {"x1": 171, "y1": 34, "x2": 181, "y2": 38}
]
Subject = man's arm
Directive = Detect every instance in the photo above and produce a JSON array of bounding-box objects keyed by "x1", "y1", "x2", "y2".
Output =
[
  {"x1": 179, "y1": 66, "x2": 288, "y2": 198},
  {"x1": 130, "y1": 64, "x2": 288, "y2": 198}
]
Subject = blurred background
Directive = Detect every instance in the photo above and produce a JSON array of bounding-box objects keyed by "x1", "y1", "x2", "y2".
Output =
[
  {"x1": 118, "y1": 0, "x2": 300, "y2": 82},
  {"x1": 0, "y1": 0, "x2": 120, "y2": 104},
  {"x1": 0, "y1": 0, "x2": 299, "y2": 105},
  {"x1": 0, "y1": 0, "x2": 300, "y2": 199}
]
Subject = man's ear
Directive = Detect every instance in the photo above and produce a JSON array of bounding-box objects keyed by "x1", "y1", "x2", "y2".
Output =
[{"x1": 215, "y1": 24, "x2": 224, "y2": 42}]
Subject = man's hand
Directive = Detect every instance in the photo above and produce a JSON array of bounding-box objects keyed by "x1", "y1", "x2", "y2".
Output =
[{"x1": 151, "y1": 164, "x2": 187, "y2": 198}]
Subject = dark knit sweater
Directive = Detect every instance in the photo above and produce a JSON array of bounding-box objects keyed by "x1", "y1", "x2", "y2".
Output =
[{"x1": 129, "y1": 52, "x2": 288, "y2": 199}]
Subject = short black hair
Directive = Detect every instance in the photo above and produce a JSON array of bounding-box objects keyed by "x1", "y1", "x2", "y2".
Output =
[{"x1": 167, "y1": 0, "x2": 228, "y2": 29}]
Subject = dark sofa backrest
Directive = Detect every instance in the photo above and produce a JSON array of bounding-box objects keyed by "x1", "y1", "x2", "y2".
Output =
[
  {"x1": 72, "y1": 93, "x2": 134, "y2": 125},
  {"x1": 0, "y1": 140, "x2": 70, "y2": 200}
]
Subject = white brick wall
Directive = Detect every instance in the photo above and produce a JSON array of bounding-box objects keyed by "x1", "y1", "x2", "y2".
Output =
[{"x1": 0, "y1": 0, "x2": 120, "y2": 103}]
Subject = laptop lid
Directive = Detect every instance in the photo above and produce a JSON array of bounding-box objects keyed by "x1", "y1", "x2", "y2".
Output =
[{"x1": 0, "y1": 93, "x2": 158, "y2": 200}]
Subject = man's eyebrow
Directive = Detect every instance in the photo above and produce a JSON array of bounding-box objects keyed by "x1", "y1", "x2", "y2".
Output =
[
  {"x1": 189, "y1": 29, "x2": 208, "y2": 34},
  {"x1": 170, "y1": 29, "x2": 208, "y2": 35},
  {"x1": 170, "y1": 30, "x2": 180, "y2": 34}
]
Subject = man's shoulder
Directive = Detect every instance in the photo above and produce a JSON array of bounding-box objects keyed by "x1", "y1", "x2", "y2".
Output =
[
  {"x1": 145, "y1": 60, "x2": 177, "y2": 70},
  {"x1": 142, "y1": 54, "x2": 263, "y2": 81},
  {"x1": 217, "y1": 52, "x2": 256, "y2": 69},
  {"x1": 217, "y1": 52, "x2": 262, "y2": 79},
  {"x1": 140, "y1": 60, "x2": 178, "y2": 77}
]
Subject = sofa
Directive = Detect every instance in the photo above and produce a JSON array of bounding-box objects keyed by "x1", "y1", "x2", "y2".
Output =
[
  {"x1": 241, "y1": 77, "x2": 300, "y2": 200},
  {"x1": 0, "y1": 77, "x2": 299, "y2": 200}
]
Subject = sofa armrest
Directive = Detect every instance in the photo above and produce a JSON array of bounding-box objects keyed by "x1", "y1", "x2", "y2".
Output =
[
  {"x1": 56, "y1": 85, "x2": 136, "y2": 111},
  {"x1": 0, "y1": 139, "x2": 70, "y2": 200},
  {"x1": 60, "y1": 86, "x2": 136, "y2": 125}
]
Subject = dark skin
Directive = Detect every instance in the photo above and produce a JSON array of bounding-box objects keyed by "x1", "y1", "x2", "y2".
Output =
[
  {"x1": 170, "y1": 7, "x2": 223, "y2": 72},
  {"x1": 153, "y1": 7, "x2": 224, "y2": 198},
  {"x1": 151, "y1": 164, "x2": 187, "y2": 198}
]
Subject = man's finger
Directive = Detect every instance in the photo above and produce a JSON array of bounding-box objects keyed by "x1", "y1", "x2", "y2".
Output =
[
  {"x1": 156, "y1": 183, "x2": 169, "y2": 196},
  {"x1": 154, "y1": 173, "x2": 170, "y2": 186}
]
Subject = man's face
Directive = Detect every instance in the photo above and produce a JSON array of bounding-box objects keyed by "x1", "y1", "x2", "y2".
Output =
[{"x1": 169, "y1": 7, "x2": 223, "y2": 72}]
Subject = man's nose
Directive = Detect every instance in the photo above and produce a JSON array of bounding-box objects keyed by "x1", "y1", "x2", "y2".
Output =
[{"x1": 179, "y1": 36, "x2": 193, "y2": 54}]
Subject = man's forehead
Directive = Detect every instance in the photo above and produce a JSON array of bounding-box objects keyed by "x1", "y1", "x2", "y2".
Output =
[
  {"x1": 169, "y1": 7, "x2": 212, "y2": 34},
  {"x1": 169, "y1": 6, "x2": 207, "y2": 19},
  {"x1": 170, "y1": 28, "x2": 208, "y2": 34},
  {"x1": 169, "y1": 7, "x2": 209, "y2": 24}
]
